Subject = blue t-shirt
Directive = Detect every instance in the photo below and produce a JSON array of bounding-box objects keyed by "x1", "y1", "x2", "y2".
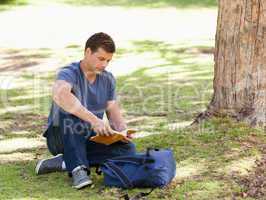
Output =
[{"x1": 47, "y1": 61, "x2": 116, "y2": 127}]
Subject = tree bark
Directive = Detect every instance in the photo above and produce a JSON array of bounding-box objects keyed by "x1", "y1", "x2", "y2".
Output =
[{"x1": 194, "y1": 0, "x2": 266, "y2": 126}]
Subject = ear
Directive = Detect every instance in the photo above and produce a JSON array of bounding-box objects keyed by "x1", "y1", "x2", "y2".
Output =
[{"x1": 85, "y1": 47, "x2": 92, "y2": 55}]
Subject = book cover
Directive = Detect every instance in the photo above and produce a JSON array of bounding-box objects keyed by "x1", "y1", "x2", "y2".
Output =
[{"x1": 89, "y1": 129, "x2": 136, "y2": 145}]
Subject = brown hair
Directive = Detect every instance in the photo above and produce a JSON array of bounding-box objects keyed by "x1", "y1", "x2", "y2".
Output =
[{"x1": 85, "y1": 32, "x2": 116, "y2": 53}]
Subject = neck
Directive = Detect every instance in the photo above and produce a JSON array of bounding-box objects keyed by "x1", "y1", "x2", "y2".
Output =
[{"x1": 80, "y1": 60, "x2": 96, "y2": 82}]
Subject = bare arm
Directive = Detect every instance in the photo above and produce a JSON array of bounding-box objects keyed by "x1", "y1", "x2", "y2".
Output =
[
  {"x1": 106, "y1": 100, "x2": 127, "y2": 132},
  {"x1": 52, "y1": 80, "x2": 112, "y2": 135}
]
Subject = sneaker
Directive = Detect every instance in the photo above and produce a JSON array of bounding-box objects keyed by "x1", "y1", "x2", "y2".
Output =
[
  {"x1": 35, "y1": 154, "x2": 65, "y2": 175},
  {"x1": 72, "y1": 166, "x2": 92, "y2": 189}
]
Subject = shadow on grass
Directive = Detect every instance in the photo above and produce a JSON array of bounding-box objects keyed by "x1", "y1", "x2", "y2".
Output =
[
  {"x1": 115, "y1": 40, "x2": 214, "y2": 125},
  {"x1": 0, "y1": 118, "x2": 263, "y2": 199},
  {"x1": 0, "y1": 0, "x2": 28, "y2": 12},
  {"x1": 0, "y1": 48, "x2": 52, "y2": 72},
  {"x1": 0, "y1": 0, "x2": 27, "y2": 5},
  {"x1": 60, "y1": 0, "x2": 217, "y2": 8},
  {"x1": 2, "y1": 40, "x2": 261, "y2": 199}
]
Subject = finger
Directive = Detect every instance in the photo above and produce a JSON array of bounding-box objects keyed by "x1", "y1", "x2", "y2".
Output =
[
  {"x1": 127, "y1": 133, "x2": 134, "y2": 139},
  {"x1": 107, "y1": 126, "x2": 115, "y2": 135},
  {"x1": 107, "y1": 127, "x2": 114, "y2": 136},
  {"x1": 98, "y1": 128, "x2": 105, "y2": 136},
  {"x1": 93, "y1": 125, "x2": 102, "y2": 135},
  {"x1": 102, "y1": 127, "x2": 109, "y2": 136},
  {"x1": 96, "y1": 130, "x2": 102, "y2": 136}
]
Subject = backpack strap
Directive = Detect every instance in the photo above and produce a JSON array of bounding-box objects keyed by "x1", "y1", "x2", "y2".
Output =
[
  {"x1": 121, "y1": 188, "x2": 155, "y2": 200},
  {"x1": 146, "y1": 147, "x2": 160, "y2": 156},
  {"x1": 104, "y1": 162, "x2": 133, "y2": 188},
  {"x1": 108, "y1": 157, "x2": 154, "y2": 165}
]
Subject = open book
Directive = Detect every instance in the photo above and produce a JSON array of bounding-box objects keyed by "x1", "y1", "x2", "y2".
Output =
[{"x1": 89, "y1": 129, "x2": 136, "y2": 145}]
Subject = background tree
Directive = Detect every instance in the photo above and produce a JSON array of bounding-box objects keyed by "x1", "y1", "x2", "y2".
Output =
[{"x1": 195, "y1": 0, "x2": 266, "y2": 126}]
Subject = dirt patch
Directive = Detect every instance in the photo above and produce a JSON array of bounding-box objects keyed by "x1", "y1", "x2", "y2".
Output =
[
  {"x1": 0, "y1": 48, "x2": 51, "y2": 72},
  {"x1": 1, "y1": 113, "x2": 47, "y2": 136},
  {"x1": 233, "y1": 144, "x2": 266, "y2": 199}
]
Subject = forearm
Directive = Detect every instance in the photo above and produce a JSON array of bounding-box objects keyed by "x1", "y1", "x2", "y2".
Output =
[
  {"x1": 53, "y1": 90, "x2": 98, "y2": 125},
  {"x1": 106, "y1": 102, "x2": 127, "y2": 131}
]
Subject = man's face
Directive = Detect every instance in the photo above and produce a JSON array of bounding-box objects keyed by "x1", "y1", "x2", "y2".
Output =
[{"x1": 84, "y1": 47, "x2": 113, "y2": 74}]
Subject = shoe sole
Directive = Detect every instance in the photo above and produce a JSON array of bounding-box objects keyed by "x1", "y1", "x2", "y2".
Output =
[
  {"x1": 35, "y1": 154, "x2": 63, "y2": 175},
  {"x1": 73, "y1": 179, "x2": 93, "y2": 189}
]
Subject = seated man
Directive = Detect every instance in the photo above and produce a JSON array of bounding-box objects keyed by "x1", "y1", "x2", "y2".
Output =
[{"x1": 35, "y1": 32, "x2": 136, "y2": 189}]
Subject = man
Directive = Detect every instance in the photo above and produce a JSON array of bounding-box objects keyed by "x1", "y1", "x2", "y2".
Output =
[{"x1": 35, "y1": 32, "x2": 136, "y2": 189}]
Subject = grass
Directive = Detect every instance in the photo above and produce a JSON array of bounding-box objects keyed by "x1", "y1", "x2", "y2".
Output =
[
  {"x1": 0, "y1": 40, "x2": 265, "y2": 199},
  {"x1": 0, "y1": 0, "x2": 27, "y2": 5},
  {"x1": 0, "y1": 0, "x2": 217, "y2": 10},
  {"x1": 57, "y1": 0, "x2": 217, "y2": 8},
  {"x1": 0, "y1": 0, "x2": 27, "y2": 11}
]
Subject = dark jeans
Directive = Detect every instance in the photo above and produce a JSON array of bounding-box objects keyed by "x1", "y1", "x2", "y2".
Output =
[{"x1": 44, "y1": 111, "x2": 136, "y2": 173}]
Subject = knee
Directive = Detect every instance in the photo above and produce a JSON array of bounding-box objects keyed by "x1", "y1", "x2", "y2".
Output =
[{"x1": 123, "y1": 142, "x2": 136, "y2": 155}]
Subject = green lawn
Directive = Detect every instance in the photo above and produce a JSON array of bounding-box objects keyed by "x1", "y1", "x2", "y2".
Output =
[
  {"x1": 0, "y1": 0, "x2": 27, "y2": 11},
  {"x1": 0, "y1": 0, "x2": 217, "y2": 8},
  {"x1": 58, "y1": 0, "x2": 217, "y2": 8},
  {"x1": 0, "y1": 0, "x2": 26, "y2": 4},
  {"x1": 0, "y1": 39, "x2": 265, "y2": 199}
]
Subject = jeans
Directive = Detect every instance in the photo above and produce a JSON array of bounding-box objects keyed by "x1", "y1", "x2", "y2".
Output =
[{"x1": 44, "y1": 110, "x2": 136, "y2": 173}]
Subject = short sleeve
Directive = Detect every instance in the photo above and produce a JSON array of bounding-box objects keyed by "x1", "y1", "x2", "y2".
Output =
[
  {"x1": 56, "y1": 67, "x2": 76, "y2": 87},
  {"x1": 108, "y1": 73, "x2": 116, "y2": 101}
]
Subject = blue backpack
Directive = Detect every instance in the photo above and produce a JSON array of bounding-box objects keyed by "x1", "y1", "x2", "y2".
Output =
[{"x1": 100, "y1": 148, "x2": 176, "y2": 189}]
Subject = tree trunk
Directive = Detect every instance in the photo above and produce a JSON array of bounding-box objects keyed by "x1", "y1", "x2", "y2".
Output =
[{"x1": 194, "y1": 0, "x2": 266, "y2": 126}]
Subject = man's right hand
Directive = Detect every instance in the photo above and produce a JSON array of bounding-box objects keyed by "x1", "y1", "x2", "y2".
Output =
[{"x1": 91, "y1": 119, "x2": 114, "y2": 136}]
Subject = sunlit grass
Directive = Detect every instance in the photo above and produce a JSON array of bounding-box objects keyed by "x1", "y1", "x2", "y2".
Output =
[
  {"x1": 0, "y1": 40, "x2": 265, "y2": 199},
  {"x1": 0, "y1": 0, "x2": 27, "y2": 12},
  {"x1": 58, "y1": 0, "x2": 217, "y2": 8}
]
